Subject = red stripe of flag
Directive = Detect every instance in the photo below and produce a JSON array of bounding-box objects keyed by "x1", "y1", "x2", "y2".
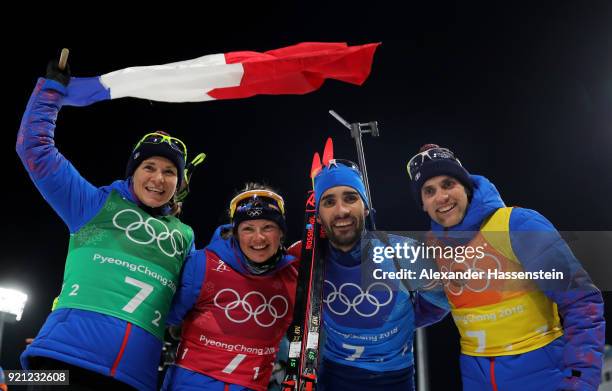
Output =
[{"x1": 207, "y1": 42, "x2": 380, "y2": 100}]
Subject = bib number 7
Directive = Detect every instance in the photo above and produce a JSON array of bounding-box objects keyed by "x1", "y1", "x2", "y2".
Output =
[
  {"x1": 122, "y1": 276, "x2": 154, "y2": 313},
  {"x1": 342, "y1": 343, "x2": 365, "y2": 361},
  {"x1": 465, "y1": 330, "x2": 486, "y2": 353}
]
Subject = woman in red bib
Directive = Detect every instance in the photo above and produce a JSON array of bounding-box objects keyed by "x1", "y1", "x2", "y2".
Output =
[{"x1": 163, "y1": 183, "x2": 298, "y2": 391}]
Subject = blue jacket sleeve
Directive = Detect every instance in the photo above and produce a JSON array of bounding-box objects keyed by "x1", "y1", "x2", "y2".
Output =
[
  {"x1": 16, "y1": 78, "x2": 107, "y2": 233},
  {"x1": 509, "y1": 208, "x2": 605, "y2": 390},
  {"x1": 380, "y1": 233, "x2": 450, "y2": 328},
  {"x1": 166, "y1": 245, "x2": 205, "y2": 326},
  {"x1": 414, "y1": 289, "x2": 450, "y2": 328}
]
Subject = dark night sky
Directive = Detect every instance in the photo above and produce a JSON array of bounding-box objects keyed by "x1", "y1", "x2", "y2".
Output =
[{"x1": 2, "y1": 2, "x2": 611, "y2": 389}]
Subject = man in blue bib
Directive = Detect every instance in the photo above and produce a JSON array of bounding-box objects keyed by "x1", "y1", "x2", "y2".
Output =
[{"x1": 313, "y1": 157, "x2": 449, "y2": 391}]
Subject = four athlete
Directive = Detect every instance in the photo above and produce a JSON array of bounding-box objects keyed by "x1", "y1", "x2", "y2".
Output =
[{"x1": 14, "y1": 54, "x2": 605, "y2": 391}]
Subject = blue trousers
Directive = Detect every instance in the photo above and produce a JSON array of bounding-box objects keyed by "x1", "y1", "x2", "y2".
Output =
[
  {"x1": 318, "y1": 359, "x2": 414, "y2": 391},
  {"x1": 460, "y1": 337, "x2": 572, "y2": 391}
]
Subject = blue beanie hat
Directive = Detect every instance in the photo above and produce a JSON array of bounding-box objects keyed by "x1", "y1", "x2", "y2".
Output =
[
  {"x1": 314, "y1": 161, "x2": 369, "y2": 211},
  {"x1": 408, "y1": 144, "x2": 473, "y2": 206}
]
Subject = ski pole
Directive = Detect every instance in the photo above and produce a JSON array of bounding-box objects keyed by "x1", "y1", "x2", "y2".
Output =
[{"x1": 328, "y1": 110, "x2": 378, "y2": 230}]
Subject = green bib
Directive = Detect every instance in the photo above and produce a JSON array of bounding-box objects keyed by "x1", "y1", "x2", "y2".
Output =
[{"x1": 55, "y1": 191, "x2": 194, "y2": 340}]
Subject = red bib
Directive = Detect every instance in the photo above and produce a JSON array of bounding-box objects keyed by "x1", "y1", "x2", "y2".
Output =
[{"x1": 177, "y1": 250, "x2": 297, "y2": 390}]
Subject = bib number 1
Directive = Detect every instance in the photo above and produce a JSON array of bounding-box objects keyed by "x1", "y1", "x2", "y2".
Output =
[{"x1": 221, "y1": 354, "x2": 266, "y2": 380}]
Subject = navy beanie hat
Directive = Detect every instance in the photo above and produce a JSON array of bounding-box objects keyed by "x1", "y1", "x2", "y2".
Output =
[
  {"x1": 126, "y1": 132, "x2": 186, "y2": 187},
  {"x1": 313, "y1": 162, "x2": 369, "y2": 211},
  {"x1": 231, "y1": 192, "x2": 287, "y2": 235},
  {"x1": 408, "y1": 144, "x2": 473, "y2": 206}
]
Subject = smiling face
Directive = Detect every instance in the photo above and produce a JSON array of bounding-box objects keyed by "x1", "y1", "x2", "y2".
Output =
[
  {"x1": 132, "y1": 156, "x2": 178, "y2": 208},
  {"x1": 237, "y1": 219, "x2": 283, "y2": 263},
  {"x1": 317, "y1": 185, "x2": 368, "y2": 252},
  {"x1": 421, "y1": 175, "x2": 469, "y2": 227}
]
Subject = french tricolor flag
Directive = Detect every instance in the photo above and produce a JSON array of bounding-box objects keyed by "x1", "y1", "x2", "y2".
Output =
[{"x1": 63, "y1": 42, "x2": 380, "y2": 106}]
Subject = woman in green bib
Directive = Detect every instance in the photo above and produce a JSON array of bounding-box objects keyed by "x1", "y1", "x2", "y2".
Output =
[{"x1": 17, "y1": 57, "x2": 199, "y2": 390}]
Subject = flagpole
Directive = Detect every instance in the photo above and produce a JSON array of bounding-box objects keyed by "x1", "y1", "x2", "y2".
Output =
[{"x1": 58, "y1": 48, "x2": 69, "y2": 70}]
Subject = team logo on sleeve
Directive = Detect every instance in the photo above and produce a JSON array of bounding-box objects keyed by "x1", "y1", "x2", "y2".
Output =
[{"x1": 214, "y1": 260, "x2": 231, "y2": 272}]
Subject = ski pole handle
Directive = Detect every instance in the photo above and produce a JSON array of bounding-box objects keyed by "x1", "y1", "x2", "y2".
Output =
[{"x1": 58, "y1": 48, "x2": 69, "y2": 70}]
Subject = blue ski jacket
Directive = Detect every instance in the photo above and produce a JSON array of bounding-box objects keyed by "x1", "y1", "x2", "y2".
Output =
[
  {"x1": 16, "y1": 78, "x2": 196, "y2": 390},
  {"x1": 320, "y1": 232, "x2": 449, "y2": 382},
  {"x1": 432, "y1": 175, "x2": 605, "y2": 391}
]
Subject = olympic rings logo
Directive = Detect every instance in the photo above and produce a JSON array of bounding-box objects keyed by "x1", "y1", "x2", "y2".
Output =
[
  {"x1": 247, "y1": 208, "x2": 263, "y2": 217},
  {"x1": 323, "y1": 281, "x2": 393, "y2": 318},
  {"x1": 213, "y1": 288, "x2": 289, "y2": 328},
  {"x1": 440, "y1": 253, "x2": 502, "y2": 296},
  {"x1": 112, "y1": 209, "x2": 185, "y2": 257}
]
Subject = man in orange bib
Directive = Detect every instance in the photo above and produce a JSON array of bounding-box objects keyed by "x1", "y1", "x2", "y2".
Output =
[{"x1": 408, "y1": 144, "x2": 604, "y2": 391}]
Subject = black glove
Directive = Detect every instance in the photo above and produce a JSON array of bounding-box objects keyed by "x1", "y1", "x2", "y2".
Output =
[{"x1": 46, "y1": 59, "x2": 71, "y2": 86}]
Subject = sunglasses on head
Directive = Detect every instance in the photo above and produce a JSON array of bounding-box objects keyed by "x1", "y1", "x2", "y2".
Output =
[
  {"x1": 229, "y1": 190, "x2": 285, "y2": 219},
  {"x1": 322, "y1": 159, "x2": 363, "y2": 177},
  {"x1": 407, "y1": 148, "x2": 462, "y2": 180},
  {"x1": 135, "y1": 132, "x2": 187, "y2": 159}
]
